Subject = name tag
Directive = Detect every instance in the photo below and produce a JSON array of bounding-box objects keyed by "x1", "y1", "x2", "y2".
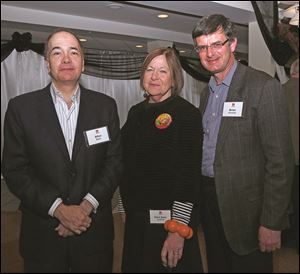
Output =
[
  {"x1": 223, "y1": 102, "x2": 243, "y2": 117},
  {"x1": 84, "y1": 126, "x2": 110, "y2": 146},
  {"x1": 149, "y1": 210, "x2": 171, "y2": 224}
]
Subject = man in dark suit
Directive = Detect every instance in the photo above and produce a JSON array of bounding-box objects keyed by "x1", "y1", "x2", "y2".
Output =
[
  {"x1": 192, "y1": 14, "x2": 294, "y2": 272},
  {"x1": 282, "y1": 58, "x2": 299, "y2": 252},
  {"x1": 2, "y1": 29, "x2": 122, "y2": 272}
]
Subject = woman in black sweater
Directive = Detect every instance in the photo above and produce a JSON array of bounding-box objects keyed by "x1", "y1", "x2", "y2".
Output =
[{"x1": 120, "y1": 47, "x2": 203, "y2": 273}]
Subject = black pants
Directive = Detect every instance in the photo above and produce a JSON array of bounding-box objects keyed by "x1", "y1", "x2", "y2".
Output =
[
  {"x1": 201, "y1": 176, "x2": 273, "y2": 273},
  {"x1": 24, "y1": 248, "x2": 113, "y2": 273}
]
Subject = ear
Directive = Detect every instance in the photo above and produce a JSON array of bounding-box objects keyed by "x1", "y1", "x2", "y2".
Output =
[
  {"x1": 230, "y1": 38, "x2": 238, "y2": 53},
  {"x1": 45, "y1": 59, "x2": 50, "y2": 73},
  {"x1": 82, "y1": 59, "x2": 85, "y2": 72}
]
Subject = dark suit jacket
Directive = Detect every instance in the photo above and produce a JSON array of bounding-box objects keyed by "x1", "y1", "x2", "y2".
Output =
[
  {"x1": 199, "y1": 63, "x2": 294, "y2": 255},
  {"x1": 283, "y1": 78, "x2": 299, "y2": 165},
  {"x1": 2, "y1": 84, "x2": 122, "y2": 262}
]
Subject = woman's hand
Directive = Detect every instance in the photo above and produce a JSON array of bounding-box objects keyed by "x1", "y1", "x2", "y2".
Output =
[{"x1": 161, "y1": 232, "x2": 185, "y2": 269}]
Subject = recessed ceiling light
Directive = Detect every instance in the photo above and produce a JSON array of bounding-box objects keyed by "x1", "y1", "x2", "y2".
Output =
[
  {"x1": 179, "y1": 50, "x2": 186, "y2": 53},
  {"x1": 135, "y1": 45, "x2": 144, "y2": 48},
  {"x1": 79, "y1": 38, "x2": 87, "y2": 42},
  {"x1": 158, "y1": 14, "x2": 169, "y2": 19},
  {"x1": 107, "y1": 3, "x2": 124, "y2": 9}
]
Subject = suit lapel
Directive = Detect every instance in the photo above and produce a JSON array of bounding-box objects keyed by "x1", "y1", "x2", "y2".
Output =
[
  {"x1": 216, "y1": 63, "x2": 246, "y2": 154},
  {"x1": 39, "y1": 86, "x2": 70, "y2": 162}
]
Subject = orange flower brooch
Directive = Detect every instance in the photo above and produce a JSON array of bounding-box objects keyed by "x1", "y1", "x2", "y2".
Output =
[{"x1": 155, "y1": 113, "x2": 172, "y2": 129}]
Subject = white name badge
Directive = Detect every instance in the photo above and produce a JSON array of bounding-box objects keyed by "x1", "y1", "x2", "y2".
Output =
[
  {"x1": 149, "y1": 210, "x2": 171, "y2": 224},
  {"x1": 223, "y1": 102, "x2": 243, "y2": 117},
  {"x1": 84, "y1": 126, "x2": 110, "y2": 146}
]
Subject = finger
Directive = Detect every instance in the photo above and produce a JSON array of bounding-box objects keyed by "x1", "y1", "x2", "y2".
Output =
[
  {"x1": 259, "y1": 243, "x2": 266, "y2": 252},
  {"x1": 167, "y1": 251, "x2": 175, "y2": 268},
  {"x1": 172, "y1": 251, "x2": 181, "y2": 268},
  {"x1": 172, "y1": 255, "x2": 179, "y2": 268},
  {"x1": 178, "y1": 248, "x2": 183, "y2": 259},
  {"x1": 72, "y1": 229, "x2": 82, "y2": 235},
  {"x1": 161, "y1": 248, "x2": 167, "y2": 267},
  {"x1": 81, "y1": 219, "x2": 92, "y2": 228}
]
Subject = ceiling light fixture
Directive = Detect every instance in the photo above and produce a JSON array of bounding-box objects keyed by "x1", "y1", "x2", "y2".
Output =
[
  {"x1": 157, "y1": 14, "x2": 169, "y2": 19},
  {"x1": 135, "y1": 45, "x2": 144, "y2": 48},
  {"x1": 106, "y1": 3, "x2": 124, "y2": 9},
  {"x1": 79, "y1": 38, "x2": 87, "y2": 42}
]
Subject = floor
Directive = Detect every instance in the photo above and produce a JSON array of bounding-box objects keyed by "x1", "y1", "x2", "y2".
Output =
[{"x1": 1, "y1": 180, "x2": 299, "y2": 273}]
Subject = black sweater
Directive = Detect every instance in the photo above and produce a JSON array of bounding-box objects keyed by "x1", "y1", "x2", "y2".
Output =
[{"x1": 120, "y1": 95, "x2": 203, "y2": 214}]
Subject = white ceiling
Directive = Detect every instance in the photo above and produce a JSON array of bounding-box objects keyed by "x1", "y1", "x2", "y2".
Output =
[{"x1": 1, "y1": 1, "x2": 256, "y2": 59}]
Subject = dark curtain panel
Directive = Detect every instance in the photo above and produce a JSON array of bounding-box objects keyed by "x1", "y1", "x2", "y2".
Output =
[
  {"x1": 84, "y1": 49, "x2": 146, "y2": 80},
  {"x1": 180, "y1": 56, "x2": 210, "y2": 82},
  {"x1": 1, "y1": 32, "x2": 44, "y2": 62},
  {"x1": 251, "y1": 1, "x2": 295, "y2": 66}
]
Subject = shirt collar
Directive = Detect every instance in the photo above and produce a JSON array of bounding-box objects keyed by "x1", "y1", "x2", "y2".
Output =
[
  {"x1": 208, "y1": 60, "x2": 238, "y2": 93},
  {"x1": 50, "y1": 83, "x2": 80, "y2": 104}
]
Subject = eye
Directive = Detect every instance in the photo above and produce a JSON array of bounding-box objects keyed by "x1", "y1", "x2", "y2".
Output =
[
  {"x1": 52, "y1": 51, "x2": 61, "y2": 56},
  {"x1": 159, "y1": 70, "x2": 167, "y2": 74},
  {"x1": 71, "y1": 50, "x2": 79, "y2": 55},
  {"x1": 212, "y1": 42, "x2": 222, "y2": 48},
  {"x1": 146, "y1": 67, "x2": 154, "y2": 72}
]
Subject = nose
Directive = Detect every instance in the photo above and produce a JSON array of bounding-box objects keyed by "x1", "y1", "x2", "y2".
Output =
[
  {"x1": 151, "y1": 70, "x2": 159, "y2": 80},
  {"x1": 62, "y1": 53, "x2": 71, "y2": 63},
  {"x1": 206, "y1": 47, "x2": 214, "y2": 57}
]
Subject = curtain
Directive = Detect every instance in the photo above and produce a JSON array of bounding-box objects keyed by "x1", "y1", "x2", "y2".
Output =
[
  {"x1": 251, "y1": 1, "x2": 295, "y2": 66},
  {"x1": 2, "y1": 32, "x2": 209, "y2": 83},
  {"x1": 1, "y1": 32, "x2": 44, "y2": 62},
  {"x1": 84, "y1": 49, "x2": 145, "y2": 80},
  {"x1": 1, "y1": 50, "x2": 206, "y2": 161}
]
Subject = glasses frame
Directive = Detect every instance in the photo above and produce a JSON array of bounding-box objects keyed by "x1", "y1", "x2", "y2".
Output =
[{"x1": 194, "y1": 39, "x2": 229, "y2": 53}]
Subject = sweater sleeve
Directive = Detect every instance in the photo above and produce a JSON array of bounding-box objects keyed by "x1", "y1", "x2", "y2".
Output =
[{"x1": 172, "y1": 201, "x2": 193, "y2": 225}]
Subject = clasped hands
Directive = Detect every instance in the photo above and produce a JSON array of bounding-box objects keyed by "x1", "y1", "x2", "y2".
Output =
[{"x1": 54, "y1": 199, "x2": 93, "y2": 237}]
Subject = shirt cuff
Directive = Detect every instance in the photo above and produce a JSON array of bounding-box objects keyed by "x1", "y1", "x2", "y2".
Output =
[
  {"x1": 172, "y1": 201, "x2": 193, "y2": 225},
  {"x1": 117, "y1": 194, "x2": 125, "y2": 213},
  {"x1": 84, "y1": 193, "x2": 99, "y2": 213},
  {"x1": 48, "y1": 198, "x2": 63, "y2": 217}
]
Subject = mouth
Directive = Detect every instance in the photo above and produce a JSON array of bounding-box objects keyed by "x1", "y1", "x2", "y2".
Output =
[
  {"x1": 59, "y1": 68, "x2": 74, "y2": 71},
  {"x1": 206, "y1": 59, "x2": 219, "y2": 64}
]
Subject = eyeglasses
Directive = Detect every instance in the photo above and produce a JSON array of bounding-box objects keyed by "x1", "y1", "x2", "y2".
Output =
[{"x1": 194, "y1": 39, "x2": 229, "y2": 53}]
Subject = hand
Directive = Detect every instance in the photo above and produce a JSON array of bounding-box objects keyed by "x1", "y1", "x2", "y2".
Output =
[
  {"x1": 80, "y1": 199, "x2": 94, "y2": 216},
  {"x1": 55, "y1": 223, "x2": 74, "y2": 237},
  {"x1": 161, "y1": 232, "x2": 185, "y2": 269},
  {"x1": 258, "y1": 225, "x2": 281, "y2": 252},
  {"x1": 54, "y1": 203, "x2": 91, "y2": 235}
]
